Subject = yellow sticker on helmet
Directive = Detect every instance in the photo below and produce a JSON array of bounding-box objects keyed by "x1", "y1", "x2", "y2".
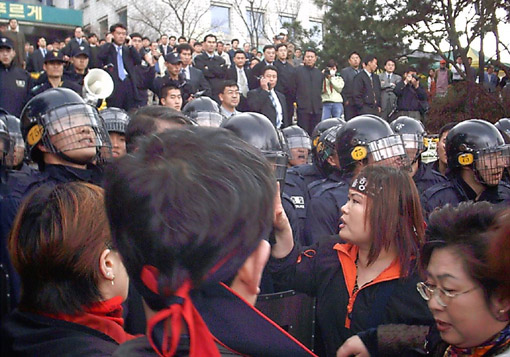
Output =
[
  {"x1": 458, "y1": 153, "x2": 474, "y2": 166},
  {"x1": 313, "y1": 136, "x2": 320, "y2": 148},
  {"x1": 317, "y1": 141, "x2": 324, "y2": 153},
  {"x1": 351, "y1": 146, "x2": 367, "y2": 161},
  {"x1": 27, "y1": 124, "x2": 44, "y2": 146}
]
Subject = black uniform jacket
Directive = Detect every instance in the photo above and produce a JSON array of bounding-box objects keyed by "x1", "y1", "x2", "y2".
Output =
[{"x1": 269, "y1": 239, "x2": 433, "y2": 357}]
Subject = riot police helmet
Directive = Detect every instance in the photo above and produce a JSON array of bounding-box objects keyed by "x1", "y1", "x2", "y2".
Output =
[
  {"x1": 282, "y1": 125, "x2": 311, "y2": 166},
  {"x1": 182, "y1": 97, "x2": 224, "y2": 127},
  {"x1": 446, "y1": 119, "x2": 509, "y2": 186},
  {"x1": 336, "y1": 114, "x2": 408, "y2": 173},
  {"x1": 100, "y1": 107, "x2": 130, "y2": 134},
  {"x1": 314, "y1": 124, "x2": 343, "y2": 176},
  {"x1": 0, "y1": 112, "x2": 24, "y2": 168},
  {"x1": 390, "y1": 116, "x2": 426, "y2": 163},
  {"x1": 20, "y1": 88, "x2": 112, "y2": 166}
]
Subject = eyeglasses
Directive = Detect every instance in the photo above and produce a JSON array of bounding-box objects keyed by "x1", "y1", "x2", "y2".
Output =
[{"x1": 416, "y1": 281, "x2": 478, "y2": 307}]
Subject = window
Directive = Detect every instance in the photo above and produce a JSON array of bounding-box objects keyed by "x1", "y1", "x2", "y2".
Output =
[
  {"x1": 210, "y1": 5, "x2": 230, "y2": 34},
  {"x1": 117, "y1": 8, "x2": 128, "y2": 28},
  {"x1": 99, "y1": 17, "x2": 108, "y2": 38},
  {"x1": 308, "y1": 20, "x2": 323, "y2": 43},
  {"x1": 69, "y1": 0, "x2": 75, "y2": 8},
  {"x1": 246, "y1": 10, "x2": 265, "y2": 38},
  {"x1": 279, "y1": 15, "x2": 294, "y2": 26}
]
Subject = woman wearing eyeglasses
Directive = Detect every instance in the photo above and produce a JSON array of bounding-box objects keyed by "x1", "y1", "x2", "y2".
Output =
[
  {"x1": 271, "y1": 165, "x2": 433, "y2": 357},
  {"x1": 339, "y1": 201, "x2": 510, "y2": 356}
]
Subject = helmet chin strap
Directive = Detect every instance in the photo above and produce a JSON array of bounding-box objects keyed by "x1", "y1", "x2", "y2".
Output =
[{"x1": 57, "y1": 149, "x2": 97, "y2": 167}]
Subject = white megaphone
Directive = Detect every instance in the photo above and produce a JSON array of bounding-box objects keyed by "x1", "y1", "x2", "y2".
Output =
[{"x1": 83, "y1": 68, "x2": 114, "y2": 106}]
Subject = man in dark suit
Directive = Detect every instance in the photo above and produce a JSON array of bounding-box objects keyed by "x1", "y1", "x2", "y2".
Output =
[
  {"x1": 62, "y1": 26, "x2": 89, "y2": 61},
  {"x1": 352, "y1": 54, "x2": 382, "y2": 116},
  {"x1": 87, "y1": 33, "x2": 101, "y2": 69},
  {"x1": 340, "y1": 51, "x2": 362, "y2": 120},
  {"x1": 274, "y1": 43, "x2": 296, "y2": 123},
  {"x1": 97, "y1": 23, "x2": 142, "y2": 111},
  {"x1": 176, "y1": 43, "x2": 211, "y2": 99},
  {"x1": 193, "y1": 34, "x2": 227, "y2": 102},
  {"x1": 295, "y1": 49, "x2": 322, "y2": 135},
  {"x1": 249, "y1": 44, "x2": 276, "y2": 89},
  {"x1": 159, "y1": 34, "x2": 172, "y2": 56},
  {"x1": 247, "y1": 65, "x2": 288, "y2": 128},
  {"x1": 226, "y1": 50, "x2": 250, "y2": 111},
  {"x1": 26, "y1": 37, "x2": 47, "y2": 73}
]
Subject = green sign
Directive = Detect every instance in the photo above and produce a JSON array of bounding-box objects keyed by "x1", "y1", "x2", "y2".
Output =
[{"x1": 0, "y1": 1, "x2": 82, "y2": 27}]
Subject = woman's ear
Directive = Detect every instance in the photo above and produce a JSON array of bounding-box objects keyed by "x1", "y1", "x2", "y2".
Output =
[
  {"x1": 98, "y1": 249, "x2": 115, "y2": 283},
  {"x1": 491, "y1": 294, "x2": 510, "y2": 321}
]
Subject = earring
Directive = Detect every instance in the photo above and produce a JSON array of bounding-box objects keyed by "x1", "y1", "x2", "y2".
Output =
[{"x1": 111, "y1": 274, "x2": 115, "y2": 286}]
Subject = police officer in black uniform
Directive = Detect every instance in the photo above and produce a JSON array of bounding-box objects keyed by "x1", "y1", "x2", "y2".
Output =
[
  {"x1": 390, "y1": 116, "x2": 446, "y2": 194},
  {"x1": 421, "y1": 119, "x2": 510, "y2": 218},
  {"x1": 0, "y1": 88, "x2": 111, "y2": 307},
  {"x1": 63, "y1": 45, "x2": 91, "y2": 87},
  {"x1": 30, "y1": 51, "x2": 82, "y2": 98},
  {"x1": 182, "y1": 96, "x2": 224, "y2": 127},
  {"x1": 305, "y1": 115, "x2": 408, "y2": 243},
  {"x1": 0, "y1": 36, "x2": 31, "y2": 117}
]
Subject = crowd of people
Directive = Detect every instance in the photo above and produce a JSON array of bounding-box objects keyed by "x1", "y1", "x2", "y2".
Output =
[{"x1": 1, "y1": 18, "x2": 510, "y2": 357}]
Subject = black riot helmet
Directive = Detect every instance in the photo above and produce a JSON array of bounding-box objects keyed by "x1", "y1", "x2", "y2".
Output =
[
  {"x1": 221, "y1": 112, "x2": 288, "y2": 182},
  {"x1": 0, "y1": 114, "x2": 11, "y2": 165},
  {"x1": 282, "y1": 125, "x2": 311, "y2": 166},
  {"x1": 0, "y1": 112, "x2": 24, "y2": 168},
  {"x1": 311, "y1": 118, "x2": 345, "y2": 157},
  {"x1": 336, "y1": 115, "x2": 408, "y2": 173},
  {"x1": 314, "y1": 124, "x2": 343, "y2": 176},
  {"x1": 182, "y1": 97, "x2": 224, "y2": 127},
  {"x1": 20, "y1": 88, "x2": 112, "y2": 168},
  {"x1": 100, "y1": 107, "x2": 130, "y2": 134},
  {"x1": 390, "y1": 116, "x2": 426, "y2": 164},
  {"x1": 446, "y1": 119, "x2": 509, "y2": 186},
  {"x1": 495, "y1": 118, "x2": 510, "y2": 138}
]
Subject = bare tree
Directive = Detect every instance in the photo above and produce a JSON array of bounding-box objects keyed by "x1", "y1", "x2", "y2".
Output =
[{"x1": 231, "y1": 0, "x2": 271, "y2": 48}]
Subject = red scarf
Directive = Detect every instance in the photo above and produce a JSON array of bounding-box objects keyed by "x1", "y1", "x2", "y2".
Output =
[{"x1": 43, "y1": 296, "x2": 135, "y2": 344}]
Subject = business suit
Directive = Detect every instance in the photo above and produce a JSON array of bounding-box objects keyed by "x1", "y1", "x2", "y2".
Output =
[
  {"x1": 183, "y1": 65, "x2": 212, "y2": 98},
  {"x1": 97, "y1": 42, "x2": 142, "y2": 111},
  {"x1": 193, "y1": 52, "x2": 227, "y2": 102},
  {"x1": 62, "y1": 38, "x2": 90, "y2": 58},
  {"x1": 226, "y1": 65, "x2": 251, "y2": 111},
  {"x1": 352, "y1": 70, "x2": 382, "y2": 116},
  {"x1": 340, "y1": 66, "x2": 361, "y2": 120},
  {"x1": 247, "y1": 87, "x2": 289, "y2": 128},
  {"x1": 379, "y1": 72, "x2": 402, "y2": 121},
  {"x1": 249, "y1": 60, "x2": 272, "y2": 89},
  {"x1": 274, "y1": 59, "x2": 296, "y2": 123},
  {"x1": 295, "y1": 65, "x2": 323, "y2": 135},
  {"x1": 26, "y1": 48, "x2": 45, "y2": 73},
  {"x1": 159, "y1": 44, "x2": 172, "y2": 57}
]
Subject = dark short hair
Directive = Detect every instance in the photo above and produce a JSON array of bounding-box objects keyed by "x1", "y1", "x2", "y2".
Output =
[
  {"x1": 88, "y1": 33, "x2": 97, "y2": 39},
  {"x1": 385, "y1": 59, "x2": 396, "y2": 66},
  {"x1": 109, "y1": 23, "x2": 126, "y2": 33},
  {"x1": 275, "y1": 43, "x2": 287, "y2": 51},
  {"x1": 424, "y1": 201, "x2": 502, "y2": 302},
  {"x1": 263, "y1": 44, "x2": 275, "y2": 52},
  {"x1": 304, "y1": 48, "x2": 317, "y2": 56},
  {"x1": 406, "y1": 66, "x2": 418, "y2": 74},
  {"x1": 348, "y1": 51, "x2": 361, "y2": 60},
  {"x1": 219, "y1": 80, "x2": 239, "y2": 94},
  {"x1": 169, "y1": 35, "x2": 176, "y2": 40},
  {"x1": 104, "y1": 128, "x2": 276, "y2": 306},
  {"x1": 438, "y1": 122, "x2": 456, "y2": 141},
  {"x1": 142, "y1": 36, "x2": 151, "y2": 42},
  {"x1": 9, "y1": 183, "x2": 111, "y2": 315},
  {"x1": 262, "y1": 65, "x2": 278, "y2": 76},
  {"x1": 231, "y1": 38, "x2": 239, "y2": 44},
  {"x1": 363, "y1": 54, "x2": 377, "y2": 65},
  {"x1": 327, "y1": 59, "x2": 337, "y2": 68},
  {"x1": 233, "y1": 49, "x2": 246, "y2": 58},
  {"x1": 251, "y1": 57, "x2": 260, "y2": 64},
  {"x1": 125, "y1": 106, "x2": 191, "y2": 153},
  {"x1": 193, "y1": 42, "x2": 202, "y2": 48},
  {"x1": 178, "y1": 36, "x2": 187, "y2": 42},
  {"x1": 160, "y1": 34, "x2": 168, "y2": 38},
  {"x1": 217, "y1": 41, "x2": 224, "y2": 45},
  {"x1": 160, "y1": 85, "x2": 181, "y2": 99},
  {"x1": 130, "y1": 32, "x2": 142, "y2": 40},
  {"x1": 203, "y1": 33, "x2": 217, "y2": 42},
  {"x1": 176, "y1": 43, "x2": 193, "y2": 54}
]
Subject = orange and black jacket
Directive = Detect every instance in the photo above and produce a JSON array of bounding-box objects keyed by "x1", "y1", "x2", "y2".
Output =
[{"x1": 269, "y1": 238, "x2": 433, "y2": 357}]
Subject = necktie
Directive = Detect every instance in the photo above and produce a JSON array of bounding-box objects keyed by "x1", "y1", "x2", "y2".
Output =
[
  {"x1": 42, "y1": 49, "x2": 46, "y2": 56},
  {"x1": 238, "y1": 69, "x2": 248, "y2": 97},
  {"x1": 117, "y1": 47, "x2": 126, "y2": 81},
  {"x1": 387, "y1": 74, "x2": 390, "y2": 81},
  {"x1": 269, "y1": 90, "x2": 282, "y2": 128}
]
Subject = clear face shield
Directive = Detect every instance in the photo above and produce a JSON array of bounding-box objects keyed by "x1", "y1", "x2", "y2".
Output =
[
  {"x1": 5, "y1": 133, "x2": 24, "y2": 167},
  {"x1": 474, "y1": 145, "x2": 510, "y2": 186},
  {"x1": 0, "y1": 131, "x2": 10, "y2": 165},
  {"x1": 264, "y1": 150, "x2": 288, "y2": 184},
  {"x1": 191, "y1": 112, "x2": 225, "y2": 127},
  {"x1": 400, "y1": 133, "x2": 426, "y2": 163},
  {"x1": 287, "y1": 136, "x2": 311, "y2": 164},
  {"x1": 39, "y1": 103, "x2": 112, "y2": 164},
  {"x1": 367, "y1": 134, "x2": 409, "y2": 170}
]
